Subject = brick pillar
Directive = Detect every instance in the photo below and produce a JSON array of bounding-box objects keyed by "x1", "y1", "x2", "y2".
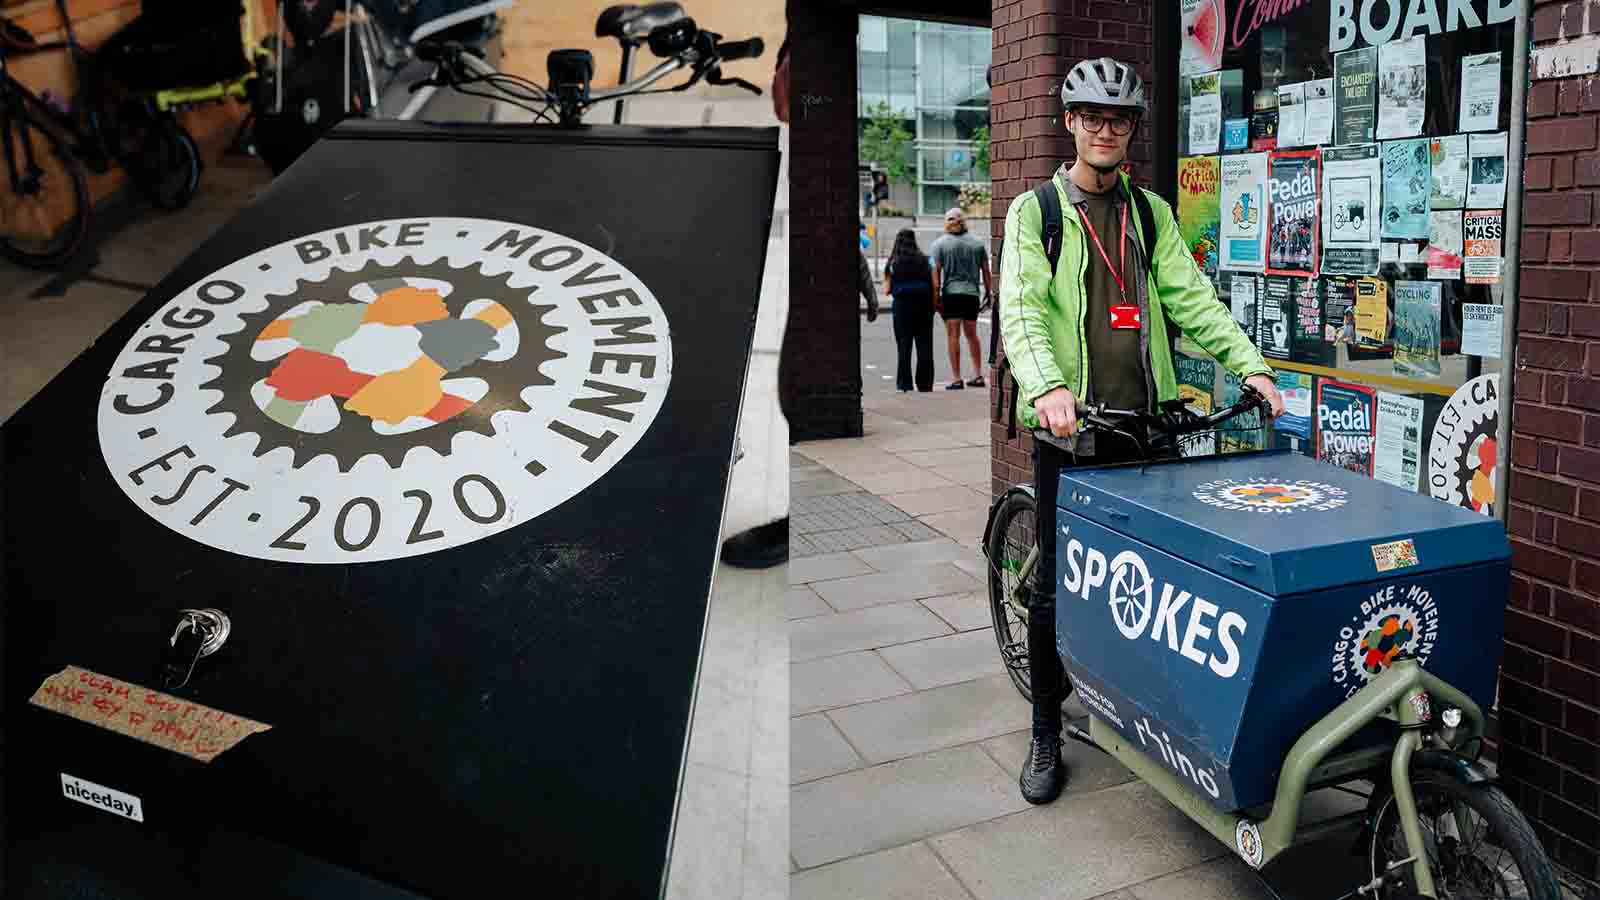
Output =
[
  {"x1": 987, "y1": 0, "x2": 1156, "y2": 497},
  {"x1": 785, "y1": 4, "x2": 865, "y2": 441},
  {"x1": 1500, "y1": 6, "x2": 1600, "y2": 886}
]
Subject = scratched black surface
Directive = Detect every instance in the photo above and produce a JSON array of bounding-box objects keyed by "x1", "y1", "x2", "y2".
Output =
[{"x1": 2, "y1": 120, "x2": 780, "y2": 899}]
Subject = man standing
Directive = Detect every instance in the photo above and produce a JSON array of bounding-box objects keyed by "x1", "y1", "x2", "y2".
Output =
[
  {"x1": 998, "y1": 57, "x2": 1285, "y2": 804},
  {"x1": 931, "y1": 208, "x2": 991, "y2": 390}
]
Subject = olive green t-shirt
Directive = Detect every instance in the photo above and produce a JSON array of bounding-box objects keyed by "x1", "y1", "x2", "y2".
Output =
[{"x1": 1078, "y1": 191, "x2": 1146, "y2": 410}]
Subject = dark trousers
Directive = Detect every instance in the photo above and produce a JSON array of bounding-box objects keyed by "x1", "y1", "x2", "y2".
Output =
[
  {"x1": 1027, "y1": 430, "x2": 1163, "y2": 734},
  {"x1": 892, "y1": 291, "x2": 935, "y2": 391}
]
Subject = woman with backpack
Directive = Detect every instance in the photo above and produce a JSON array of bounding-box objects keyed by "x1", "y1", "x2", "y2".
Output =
[{"x1": 882, "y1": 228, "x2": 936, "y2": 392}]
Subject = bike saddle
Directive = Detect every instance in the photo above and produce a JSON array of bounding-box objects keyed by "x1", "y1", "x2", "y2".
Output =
[{"x1": 595, "y1": 2, "x2": 686, "y2": 45}]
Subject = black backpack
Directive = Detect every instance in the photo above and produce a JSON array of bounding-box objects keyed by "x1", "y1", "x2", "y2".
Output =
[{"x1": 992, "y1": 179, "x2": 1164, "y2": 439}]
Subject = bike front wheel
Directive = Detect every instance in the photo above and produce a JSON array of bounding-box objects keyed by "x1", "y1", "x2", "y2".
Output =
[
  {"x1": 0, "y1": 108, "x2": 90, "y2": 268},
  {"x1": 122, "y1": 113, "x2": 201, "y2": 210},
  {"x1": 1368, "y1": 767, "x2": 1561, "y2": 899},
  {"x1": 986, "y1": 490, "x2": 1065, "y2": 703}
]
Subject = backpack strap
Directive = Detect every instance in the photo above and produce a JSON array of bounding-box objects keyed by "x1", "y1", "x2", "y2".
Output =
[
  {"x1": 1129, "y1": 182, "x2": 1158, "y2": 278},
  {"x1": 1032, "y1": 181, "x2": 1064, "y2": 276}
]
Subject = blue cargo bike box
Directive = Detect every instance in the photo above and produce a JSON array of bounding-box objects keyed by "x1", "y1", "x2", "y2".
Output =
[{"x1": 1051, "y1": 450, "x2": 1510, "y2": 813}]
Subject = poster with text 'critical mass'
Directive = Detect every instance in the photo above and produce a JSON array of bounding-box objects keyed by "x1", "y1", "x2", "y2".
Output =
[{"x1": 1178, "y1": 156, "x2": 1221, "y2": 278}]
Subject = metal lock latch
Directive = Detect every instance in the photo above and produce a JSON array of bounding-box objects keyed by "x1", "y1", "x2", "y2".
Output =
[{"x1": 161, "y1": 608, "x2": 231, "y2": 690}]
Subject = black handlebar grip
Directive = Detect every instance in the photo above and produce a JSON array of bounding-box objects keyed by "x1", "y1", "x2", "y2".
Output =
[
  {"x1": 415, "y1": 39, "x2": 446, "y2": 62},
  {"x1": 715, "y1": 37, "x2": 764, "y2": 61}
]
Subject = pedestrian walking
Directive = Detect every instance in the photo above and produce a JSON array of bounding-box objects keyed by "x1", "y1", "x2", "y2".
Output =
[
  {"x1": 882, "y1": 228, "x2": 935, "y2": 392},
  {"x1": 931, "y1": 208, "x2": 991, "y2": 390},
  {"x1": 858, "y1": 246, "x2": 879, "y2": 323}
]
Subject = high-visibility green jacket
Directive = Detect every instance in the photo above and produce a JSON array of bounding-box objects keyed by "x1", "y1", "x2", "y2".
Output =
[{"x1": 999, "y1": 165, "x2": 1273, "y2": 432}]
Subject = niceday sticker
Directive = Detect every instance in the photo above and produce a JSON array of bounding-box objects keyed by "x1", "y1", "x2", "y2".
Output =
[
  {"x1": 96, "y1": 218, "x2": 673, "y2": 564},
  {"x1": 61, "y1": 773, "x2": 144, "y2": 822}
]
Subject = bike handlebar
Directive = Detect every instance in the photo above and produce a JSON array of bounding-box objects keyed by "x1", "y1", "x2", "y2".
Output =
[
  {"x1": 1056, "y1": 384, "x2": 1271, "y2": 458},
  {"x1": 713, "y1": 37, "x2": 763, "y2": 62}
]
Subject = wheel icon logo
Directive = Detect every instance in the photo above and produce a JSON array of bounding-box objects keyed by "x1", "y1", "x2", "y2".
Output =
[{"x1": 1107, "y1": 550, "x2": 1153, "y2": 640}]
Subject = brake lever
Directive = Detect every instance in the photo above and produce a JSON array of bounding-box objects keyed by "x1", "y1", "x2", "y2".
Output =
[{"x1": 706, "y1": 68, "x2": 762, "y2": 94}]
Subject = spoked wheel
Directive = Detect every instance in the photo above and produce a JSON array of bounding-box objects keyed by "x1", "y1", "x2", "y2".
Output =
[
  {"x1": 0, "y1": 108, "x2": 90, "y2": 268},
  {"x1": 1368, "y1": 768, "x2": 1561, "y2": 900},
  {"x1": 120, "y1": 109, "x2": 201, "y2": 210},
  {"x1": 986, "y1": 490, "x2": 1066, "y2": 702}
]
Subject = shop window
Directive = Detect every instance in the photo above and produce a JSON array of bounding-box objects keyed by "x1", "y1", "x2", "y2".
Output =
[{"x1": 1169, "y1": 0, "x2": 1516, "y2": 516}]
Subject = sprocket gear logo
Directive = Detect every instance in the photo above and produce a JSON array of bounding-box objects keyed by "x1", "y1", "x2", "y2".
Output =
[
  {"x1": 202, "y1": 256, "x2": 565, "y2": 471},
  {"x1": 1329, "y1": 584, "x2": 1440, "y2": 697},
  {"x1": 1428, "y1": 374, "x2": 1498, "y2": 516},
  {"x1": 96, "y1": 217, "x2": 673, "y2": 564},
  {"x1": 1191, "y1": 478, "x2": 1348, "y2": 513}
]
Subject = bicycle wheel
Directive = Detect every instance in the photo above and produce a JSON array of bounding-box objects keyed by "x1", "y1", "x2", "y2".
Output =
[
  {"x1": 987, "y1": 490, "x2": 1045, "y2": 702},
  {"x1": 1368, "y1": 767, "x2": 1561, "y2": 899},
  {"x1": 123, "y1": 114, "x2": 201, "y2": 210},
  {"x1": 0, "y1": 106, "x2": 90, "y2": 268}
]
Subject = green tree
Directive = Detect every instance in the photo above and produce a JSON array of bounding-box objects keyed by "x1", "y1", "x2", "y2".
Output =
[
  {"x1": 971, "y1": 126, "x2": 990, "y2": 178},
  {"x1": 858, "y1": 100, "x2": 915, "y2": 185}
]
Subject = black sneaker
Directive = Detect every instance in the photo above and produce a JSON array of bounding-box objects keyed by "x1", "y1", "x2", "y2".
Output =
[
  {"x1": 1019, "y1": 731, "x2": 1067, "y2": 804},
  {"x1": 720, "y1": 517, "x2": 788, "y2": 569},
  {"x1": 945, "y1": 381, "x2": 964, "y2": 390}
]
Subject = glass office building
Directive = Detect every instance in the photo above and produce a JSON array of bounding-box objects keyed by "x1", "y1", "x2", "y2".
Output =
[{"x1": 857, "y1": 16, "x2": 991, "y2": 216}]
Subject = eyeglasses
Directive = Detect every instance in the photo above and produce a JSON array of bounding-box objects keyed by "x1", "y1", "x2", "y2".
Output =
[{"x1": 1076, "y1": 111, "x2": 1137, "y2": 136}]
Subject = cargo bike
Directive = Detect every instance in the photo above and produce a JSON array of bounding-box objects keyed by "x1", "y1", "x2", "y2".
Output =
[{"x1": 983, "y1": 387, "x2": 1560, "y2": 899}]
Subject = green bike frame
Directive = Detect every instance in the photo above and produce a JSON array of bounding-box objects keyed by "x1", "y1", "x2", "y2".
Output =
[{"x1": 1085, "y1": 657, "x2": 1485, "y2": 898}]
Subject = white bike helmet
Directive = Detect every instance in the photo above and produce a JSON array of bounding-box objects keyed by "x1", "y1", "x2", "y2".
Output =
[{"x1": 1061, "y1": 57, "x2": 1147, "y2": 113}]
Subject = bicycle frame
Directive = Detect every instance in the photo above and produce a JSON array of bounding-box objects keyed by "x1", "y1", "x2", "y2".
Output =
[{"x1": 1084, "y1": 657, "x2": 1483, "y2": 898}]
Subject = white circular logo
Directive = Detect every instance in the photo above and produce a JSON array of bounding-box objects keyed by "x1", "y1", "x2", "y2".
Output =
[
  {"x1": 1427, "y1": 374, "x2": 1498, "y2": 516},
  {"x1": 1107, "y1": 550, "x2": 1153, "y2": 640},
  {"x1": 1235, "y1": 820, "x2": 1264, "y2": 869},
  {"x1": 1329, "y1": 585, "x2": 1440, "y2": 698},
  {"x1": 97, "y1": 217, "x2": 673, "y2": 563},
  {"x1": 1191, "y1": 478, "x2": 1349, "y2": 513}
]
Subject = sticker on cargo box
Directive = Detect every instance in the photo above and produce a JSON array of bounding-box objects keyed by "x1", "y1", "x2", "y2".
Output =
[
  {"x1": 60, "y1": 773, "x2": 144, "y2": 822},
  {"x1": 30, "y1": 665, "x2": 271, "y2": 763},
  {"x1": 1370, "y1": 538, "x2": 1419, "y2": 572},
  {"x1": 1191, "y1": 478, "x2": 1349, "y2": 513},
  {"x1": 1235, "y1": 819, "x2": 1264, "y2": 869},
  {"x1": 1330, "y1": 584, "x2": 1440, "y2": 698},
  {"x1": 95, "y1": 218, "x2": 673, "y2": 564}
]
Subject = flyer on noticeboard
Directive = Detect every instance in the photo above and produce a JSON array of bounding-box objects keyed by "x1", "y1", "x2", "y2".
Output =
[
  {"x1": 1178, "y1": 157, "x2": 1222, "y2": 278},
  {"x1": 1464, "y1": 209, "x2": 1504, "y2": 284},
  {"x1": 1267, "y1": 150, "x2": 1320, "y2": 277},
  {"x1": 1321, "y1": 143, "x2": 1380, "y2": 275},
  {"x1": 1219, "y1": 153, "x2": 1268, "y2": 271},
  {"x1": 1393, "y1": 280, "x2": 1442, "y2": 379},
  {"x1": 1374, "y1": 392, "x2": 1425, "y2": 492},
  {"x1": 1317, "y1": 380, "x2": 1378, "y2": 476},
  {"x1": 1381, "y1": 139, "x2": 1431, "y2": 240}
]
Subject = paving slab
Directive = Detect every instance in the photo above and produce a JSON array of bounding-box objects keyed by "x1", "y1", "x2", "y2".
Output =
[
  {"x1": 928, "y1": 462, "x2": 993, "y2": 487},
  {"x1": 1122, "y1": 857, "x2": 1272, "y2": 900},
  {"x1": 792, "y1": 651, "x2": 913, "y2": 716},
  {"x1": 794, "y1": 473, "x2": 866, "y2": 498},
  {"x1": 881, "y1": 484, "x2": 986, "y2": 517},
  {"x1": 665, "y1": 763, "x2": 751, "y2": 900},
  {"x1": 827, "y1": 454, "x2": 920, "y2": 478},
  {"x1": 790, "y1": 551, "x2": 875, "y2": 585},
  {"x1": 792, "y1": 713, "x2": 865, "y2": 785},
  {"x1": 851, "y1": 538, "x2": 971, "y2": 572},
  {"x1": 897, "y1": 447, "x2": 995, "y2": 469},
  {"x1": 791, "y1": 744, "x2": 1030, "y2": 869},
  {"x1": 919, "y1": 507, "x2": 988, "y2": 546},
  {"x1": 879, "y1": 630, "x2": 1006, "y2": 690},
  {"x1": 743, "y1": 775, "x2": 788, "y2": 900},
  {"x1": 791, "y1": 602, "x2": 953, "y2": 663},
  {"x1": 788, "y1": 586, "x2": 833, "y2": 619},
  {"x1": 790, "y1": 842, "x2": 975, "y2": 900},
  {"x1": 928, "y1": 781, "x2": 1225, "y2": 900},
  {"x1": 809, "y1": 563, "x2": 981, "y2": 612},
  {"x1": 868, "y1": 429, "x2": 975, "y2": 453},
  {"x1": 849, "y1": 468, "x2": 959, "y2": 496},
  {"x1": 919, "y1": 592, "x2": 992, "y2": 632},
  {"x1": 828, "y1": 674, "x2": 1030, "y2": 764}
]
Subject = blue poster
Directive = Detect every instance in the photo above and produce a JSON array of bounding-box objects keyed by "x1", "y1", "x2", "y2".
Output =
[
  {"x1": 1274, "y1": 370, "x2": 1314, "y2": 442},
  {"x1": 1381, "y1": 139, "x2": 1430, "y2": 240},
  {"x1": 1224, "y1": 118, "x2": 1249, "y2": 151}
]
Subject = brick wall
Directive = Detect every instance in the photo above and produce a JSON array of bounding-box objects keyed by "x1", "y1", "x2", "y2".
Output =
[
  {"x1": 1501, "y1": 2, "x2": 1600, "y2": 885},
  {"x1": 987, "y1": 0, "x2": 1155, "y2": 496},
  {"x1": 783, "y1": 2, "x2": 865, "y2": 441}
]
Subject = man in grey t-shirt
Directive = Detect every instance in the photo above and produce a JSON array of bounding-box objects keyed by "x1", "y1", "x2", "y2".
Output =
[{"x1": 930, "y1": 208, "x2": 992, "y2": 389}]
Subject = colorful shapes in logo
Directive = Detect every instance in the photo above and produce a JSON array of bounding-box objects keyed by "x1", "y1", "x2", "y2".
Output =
[{"x1": 1359, "y1": 611, "x2": 1416, "y2": 675}]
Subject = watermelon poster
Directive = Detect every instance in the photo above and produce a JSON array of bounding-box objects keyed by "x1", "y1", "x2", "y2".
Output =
[
  {"x1": 1178, "y1": 156, "x2": 1221, "y2": 278},
  {"x1": 1181, "y1": 0, "x2": 1225, "y2": 75}
]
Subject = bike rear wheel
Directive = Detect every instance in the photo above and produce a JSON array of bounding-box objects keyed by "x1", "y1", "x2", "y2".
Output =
[
  {"x1": 987, "y1": 490, "x2": 1046, "y2": 702},
  {"x1": 0, "y1": 106, "x2": 90, "y2": 268},
  {"x1": 1368, "y1": 767, "x2": 1560, "y2": 899},
  {"x1": 120, "y1": 109, "x2": 201, "y2": 210}
]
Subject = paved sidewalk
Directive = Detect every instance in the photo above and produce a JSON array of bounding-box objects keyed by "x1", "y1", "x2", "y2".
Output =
[{"x1": 788, "y1": 317, "x2": 1375, "y2": 900}]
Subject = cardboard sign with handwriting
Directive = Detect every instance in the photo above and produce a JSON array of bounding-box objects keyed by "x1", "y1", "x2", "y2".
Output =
[{"x1": 29, "y1": 666, "x2": 270, "y2": 763}]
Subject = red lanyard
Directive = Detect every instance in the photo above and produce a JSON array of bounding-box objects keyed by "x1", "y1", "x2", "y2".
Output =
[{"x1": 1076, "y1": 202, "x2": 1128, "y2": 301}]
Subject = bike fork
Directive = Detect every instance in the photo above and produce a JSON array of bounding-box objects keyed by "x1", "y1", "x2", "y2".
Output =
[{"x1": 1390, "y1": 687, "x2": 1439, "y2": 898}]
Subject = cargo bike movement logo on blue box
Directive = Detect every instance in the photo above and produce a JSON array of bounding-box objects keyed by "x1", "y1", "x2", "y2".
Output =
[
  {"x1": 1329, "y1": 582, "x2": 1439, "y2": 698},
  {"x1": 1190, "y1": 478, "x2": 1349, "y2": 513},
  {"x1": 96, "y1": 218, "x2": 674, "y2": 563}
]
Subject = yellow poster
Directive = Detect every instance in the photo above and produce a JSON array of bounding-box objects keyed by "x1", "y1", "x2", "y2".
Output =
[{"x1": 1354, "y1": 276, "x2": 1388, "y2": 345}]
